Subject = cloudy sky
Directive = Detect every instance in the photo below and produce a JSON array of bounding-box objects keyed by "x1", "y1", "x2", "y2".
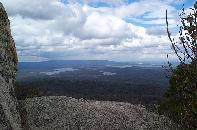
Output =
[{"x1": 1, "y1": 0, "x2": 195, "y2": 62}]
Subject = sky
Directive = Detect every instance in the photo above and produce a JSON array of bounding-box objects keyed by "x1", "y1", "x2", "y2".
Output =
[{"x1": 0, "y1": 0, "x2": 195, "y2": 62}]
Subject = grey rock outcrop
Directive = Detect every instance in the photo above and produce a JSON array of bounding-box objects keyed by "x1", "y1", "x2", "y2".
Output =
[
  {"x1": 21, "y1": 96, "x2": 178, "y2": 130},
  {"x1": 0, "y1": 2, "x2": 22, "y2": 130}
]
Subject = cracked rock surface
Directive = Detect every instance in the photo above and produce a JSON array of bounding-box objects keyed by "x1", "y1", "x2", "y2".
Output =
[{"x1": 21, "y1": 96, "x2": 178, "y2": 130}]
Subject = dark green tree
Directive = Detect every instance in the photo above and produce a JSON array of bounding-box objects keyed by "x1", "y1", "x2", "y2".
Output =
[{"x1": 158, "y1": 1, "x2": 197, "y2": 130}]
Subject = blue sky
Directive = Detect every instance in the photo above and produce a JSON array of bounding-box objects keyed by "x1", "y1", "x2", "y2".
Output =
[{"x1": 1, "y1": 0, "x2": 195, "y2": 62}]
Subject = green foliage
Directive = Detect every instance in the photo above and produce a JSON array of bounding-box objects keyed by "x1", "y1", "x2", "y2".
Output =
[
  {"x1": 159, "y1": 1, "x2": 197, "y2": 130},
  {"x1": 159, "y1": 60, "x2": 197, "y2": 129}
]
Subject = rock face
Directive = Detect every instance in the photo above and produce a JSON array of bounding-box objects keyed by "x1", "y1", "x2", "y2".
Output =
[
  {"x1": 0, "y1": 2, "x2": 22, "y2": 130},
  {"x1": 21, "y1": 96, "x2": 178, "y2": 130}
]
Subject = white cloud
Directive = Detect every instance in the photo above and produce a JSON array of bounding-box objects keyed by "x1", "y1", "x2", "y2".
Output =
[{"x1": 0, "y1": 0, "x2": 190, "y2": 62}]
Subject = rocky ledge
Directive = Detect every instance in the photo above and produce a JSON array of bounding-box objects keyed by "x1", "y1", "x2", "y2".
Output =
[{"x1": 20, "y1": 96, "x2": 178, "y2": 130}]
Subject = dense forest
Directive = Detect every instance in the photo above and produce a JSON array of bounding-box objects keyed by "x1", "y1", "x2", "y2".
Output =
[{"x1": 16, "y1": 61, "x2": 168, "y2": 110}]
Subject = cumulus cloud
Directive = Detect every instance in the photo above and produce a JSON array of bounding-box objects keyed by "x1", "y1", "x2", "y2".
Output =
[{"x1": 1, "y1": 0, "x2": 191, "y2": 62}]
